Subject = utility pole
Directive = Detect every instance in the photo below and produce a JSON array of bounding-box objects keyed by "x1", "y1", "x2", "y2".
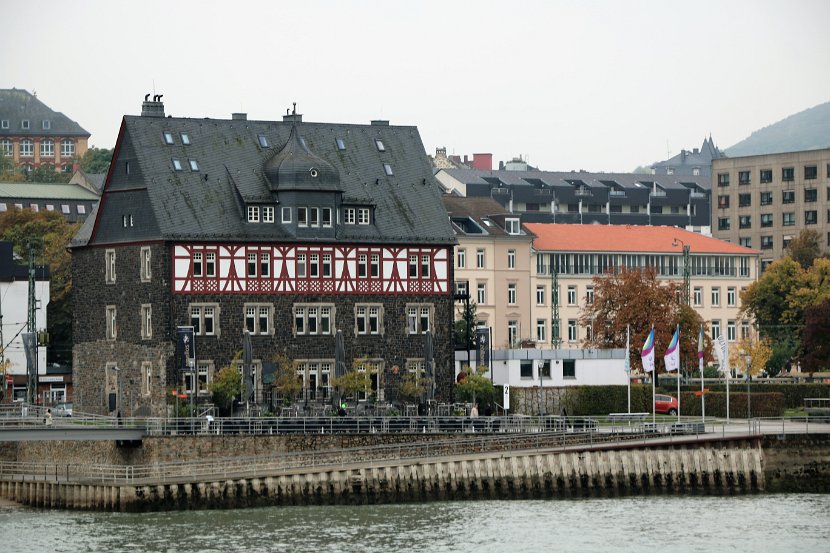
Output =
[
  {"x1": 27, "y1": 240, "x2": 39, "y2": 404},
  {"x1": 551, "y1": 256, "x2": 561, "y2": 349}
]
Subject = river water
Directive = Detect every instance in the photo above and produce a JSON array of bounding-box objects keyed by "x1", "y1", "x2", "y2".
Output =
[{"x1": 3, "y1": 495, "x2": 828, "y2": 553}]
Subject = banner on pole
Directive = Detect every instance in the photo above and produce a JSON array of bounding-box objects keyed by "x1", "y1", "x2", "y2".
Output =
[{"x1": 176, "y1": 326, "x2": 196, "y2": 372}]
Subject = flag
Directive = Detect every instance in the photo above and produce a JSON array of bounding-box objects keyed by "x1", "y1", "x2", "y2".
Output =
[
  {"x1": 664, "y1": 325, "x2": 680, "y2": 372},
  {"x1": 697, "y1": 324, "x2": 704, "y2": 361},
  {"x1": 641, "y1": 327, "x2": 655, "y2": 373}
]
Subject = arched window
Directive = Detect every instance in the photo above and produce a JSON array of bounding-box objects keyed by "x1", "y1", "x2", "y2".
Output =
[
  {"x1": 60, "y1": 139, "x2": 75, "y2": 158},
  {"x1": 20, "y1": 139, "x2": 34, "y2": 157},
  {"x1": 40, "y1": 139, "x2": 54, "y2": 157}
]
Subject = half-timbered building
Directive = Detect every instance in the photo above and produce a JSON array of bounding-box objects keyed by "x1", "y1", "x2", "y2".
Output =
[{"x1": 70, "y1": 97, "x2": 456, "y2": 416}]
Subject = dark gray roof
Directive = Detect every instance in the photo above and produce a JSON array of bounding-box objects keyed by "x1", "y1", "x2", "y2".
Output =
[
  {"x1": 0, "y1": 89, "x2": 90, "y2": 138},
  {"x1": 75, "y1": 112, "x2": 454, "y2": 247},
  {"x1": 442, "y1": 196, "x2": 528, "y2": 238}
]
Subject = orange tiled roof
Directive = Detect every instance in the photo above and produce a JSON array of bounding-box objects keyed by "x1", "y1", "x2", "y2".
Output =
[{"x1": 526, "y1": 223, "x2": 760, "y2": 255}]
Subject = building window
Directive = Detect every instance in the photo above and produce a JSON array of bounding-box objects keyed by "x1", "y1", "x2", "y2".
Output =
[
  {"x1": 247, "y1": 205, "x2": 260, "y2": 223},
  {"x1": 536, "y1": 285, "x2": 545, "y2": 306},
  {"x1": 738, "y1": 170, "x2": 750, "y2": 185},
  {"x1": 738, "y1": 193, "x2": 751, "y2": 207},
  {"x1": 355, "y1": 304, "x2": 383, "y2": 335},
  {"x1": 141, "y1": 362, "x2": 152, "y2": 397},
  {"x1": 406, "y1": 303, "x2": 433, "y2": 334},
  {"x1": 717, "y1": 195, "x2": 730, "y2": 209},
  {"x1": 718, "y1": 217, "x2": 730, "y2": 231},
  {"x1": 505, "y1": 218, "x2": 520, "y2": 235},
  {"x1": 782, "y1": 190, "x2": 795, "y2": 204},
  {"x1": 760, "y1": 213, "x2": 773, "y2": 228},
  {"x1": 40, "y1": 139, "x2": 54, "y2": 157},
  {"x1": 344, "y1": 208, "x2": 355, "y2": 224},
  {"x1": 717, "y1": 173, "x2": 729, "y2": 186},
  {"x1": 0, "y1": 120, "x2": 7, "y2": 129},
  {"x1": 782, "y1": 167, "x2": 794, "y2": 182},
  {"x1": 739, "y1": 237, "x2": 752, "y2": 248},
  {"x1": 586, "y1": 285, "x2": 594, "y2": 305},
  {"x1": 180, "y1": 132, "x2": 191, "y2": 145},
  {"x1": 244, "y1": 303, "x2": 273, "y2": 335},
  {"x1": 322, "y1": 207, "x2": 332, "y2": 227},
  {"x1": 281, "y1": 207, "x2": 292, "y2": 223},
  {"x1": 192, "y1": 252, "x2": 203, "y2": 277},
  {"x1": 297, "y1": 207, "x2": 308, "y2": 227},
  {"x1": 141, "y1": 304, "x2": 152, "y2": 340},
  {"x1": 507, "y1": 249, "x2": 516, "y2": 269},
  {"x1": 477, "y1": 283, "x2": 486, "y2": 304},
  {"x1": 783, "y1": 212, "x2": 795, "y2": 226},
  {"x1": 357, "y1": 208, "x2": 370, "y2": 225},
  {"x1": 309, "y1": 207, "x2": 319, "y2": 227},
  {"x1": 294, "y1": 304, "x2": 335, "y2": 335},
  {"x1": 457, "y1": 248, "x2": 466, "y2": 269},
  {"x1": 473, "y1": 248, "x2": 485, "y2": 269},
  {"x1": 805, "y1": 165, "x2": 817, "y2": 180},
  {"x1": 506, "y1": 321, "x2": 517, "y2": 348},
  {"x1": 21, "y1": 119, "x2": 29, "y2": 130},
  {"x1": 693, "y1": 287, "x2": 702, "y2": 306},
  {"x1": 711, "y1": 287, "x2": 720, "y2": 306},
  {"x1": 760, "y1": 169, "x2": 772, "y2": 183},
  {"x1": 805, "y1": 210, "x2": 817, "y2": 225},
  {"x1": 19, "y1": 139, "x2": 33, "y2": 157},
  {"x1": 536, "y1": 320, "x2": 546, "y2": 342},
  {"x1": 760, "y1": 191, "x2": 772, "y2": 206},
  {"x1": 374, "y1": 138, "x2": 385, "y2": 152},
  {"x1": 562, "y1": 360, "x2": 576, "y2": 379},
  {"x1": 260, "y1": 252, "x2": 270, "y2": 278},
  {"x1": 805, "y1": 189, "x2": 817, "y2": 203},
  {"x1": 263, "y1": 206, "x2": 275, "y2": 223},
  {"x1": 163, "y1": 132, "x2": 174, "y2": 145},
  {"x1": 188, "y1": 159, "x2": 199, "y2": 171},
  {"x1": 106, "y1": 305, "x2": 117, "y2": 340},
  {"x1": 727, "y1": 287, "x2": 736, "y2": 307},
  {"x1": 335, "y1": 137, "x2": 346, "y2": 150},
  {"x1": 383, "y1": 163, "x2": 394, "y2": 176},
  {"x1": 761, "y1": 236, "x2": 773, "y2": 250},
  {"x1": 739, "y1": 215, "x2": 751, "y2": 229},
  {"x1": 172, "y1": 158, "x2": 183, "y2": 171},
  {"x1": 727, "y1": 320, "x2": 736, "y2": 342},
  {"x1": 711, "y1": 320, "x2": 721, "y2": 340},
  {"x1": 568, "y1": 320, "x2": 578, "y2": 342},
  {"x1": 105, "y1": 249, "x2": 116, "y2": 284},
  {"x1": 247, "y1": 253, "x2": 257, "y2": 278},
  {"x1": 190, "y1": 304, "x2": 219, "y2": 336},
  {"x1": 567, "y1": 285, "x2": 577, "y2": 305},
  {"x1": 0, "y1": 139, "x2": 11, "y2": 156},
  {"x1": 140, "y1": 247, "x2": 151, "y2": 282},
  {"x1": 508, "y1": 283, "x2": 517, "y2": 304}
]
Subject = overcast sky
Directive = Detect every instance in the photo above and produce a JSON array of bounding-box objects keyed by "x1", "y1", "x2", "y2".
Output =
[{"x1": 3, "y1": 0, "x2": 829, "y2": 172}]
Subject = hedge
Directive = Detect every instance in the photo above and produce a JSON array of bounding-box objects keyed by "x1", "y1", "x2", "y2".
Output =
[{"x1": 677, "y1": 383, "x2": 827, "y2": 409}]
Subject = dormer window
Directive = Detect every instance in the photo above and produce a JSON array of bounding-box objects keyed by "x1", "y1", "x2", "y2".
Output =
[
  {"x1": 163, "y1": 132, "x2": 174, "y2": 145},
  {"x1": 322, "y1": 208, "x2": 332, "y2": 227},
  {"x1": 358, "y1": 208, "x2": 370, "y2": 225},
  {"x1": 42, "y1": 120, "x2": 51, "y2": 130},
  {"x1": 21, "y1": 120, "x2": 30, "y2": 130},
  {"x1": 180, "y1": 132, "x2": 191, "y2": 145},
  {"x1": 309, "y1": 207, "x2": 319, "y2": 227},
  {"x1": 263, "y1": 206, "x2": 275, "y2": 223},
  {"x1": 247, "y1": 205, "x2": 260, "y2": 222},
  {"x1": 172, "y1": 158, "x2": 183, "y2": 171},
  {"x1": 298, "y1": 207, "x2": 308, "y2": 227},
  {"x1": 257, "y1": 135, "x2": 269, "y2": 148},
  {"x1": 383, "y1": 163, "x2": 394, "y2": 176},
  {"x1": 0, "y1": 120, "x2": 8, "y2": 129},
  {"x1": 374, "y1": 139, "x2": 385, "y2": 152},
  {"x1": 505, "y1": 218, "x2": 521, "y2": 235}
]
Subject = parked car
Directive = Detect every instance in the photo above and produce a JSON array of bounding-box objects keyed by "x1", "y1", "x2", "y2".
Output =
[
  {"x1": 54, "y1": 402, "x2": 73, "y2": 417},
  {"x1": 654, "y1": 394, "x2": 678, "y2": 416}
]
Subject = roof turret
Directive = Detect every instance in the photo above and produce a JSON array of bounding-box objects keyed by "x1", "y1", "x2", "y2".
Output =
[{"x1": 264, "y1": 125, "x2": 341, "y2": 193}]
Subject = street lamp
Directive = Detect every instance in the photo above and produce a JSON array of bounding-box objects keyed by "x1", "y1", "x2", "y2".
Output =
[
  {"x1": 672, "y1": 238, "x2": 691, "y2": 307},
  {"x1": 744, "y1": 353, "x2": 752, "y2": 424}
]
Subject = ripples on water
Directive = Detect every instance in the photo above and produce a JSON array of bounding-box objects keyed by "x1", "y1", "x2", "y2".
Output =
[{"x1": 3, "y1": 495, "x2": 828, "y2": 553}]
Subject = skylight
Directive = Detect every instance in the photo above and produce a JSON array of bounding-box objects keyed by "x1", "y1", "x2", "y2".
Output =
[
  {"x1": 375, "y1": 139, "x2": 385, "y2": 152},
  {"x1": 383, "y1": 163, "x2": 394, "y2": 176},
  {"x1": 336, "y1": 138, "x2": 346, "y2": 151},
  {"x1": 188, "y1": 159, "x2": 199, "y2": 171},
  {"x1": 180, "y1": 132, "x2": 191, "y2": 145},
  {"x1": 172, "y1": 158, "x2": 182, "y2": 171},
  {"x1": 257, "y1": 135, "x2": 269, "y2": 148},
  {"x1": 163, "y1": 132, "x2": 174, "y2": 145}
]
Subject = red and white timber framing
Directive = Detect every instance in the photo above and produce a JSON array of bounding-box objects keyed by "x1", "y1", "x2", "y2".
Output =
[{"x1": 173, "y1": 243, "x2": 451, "y2": 295}]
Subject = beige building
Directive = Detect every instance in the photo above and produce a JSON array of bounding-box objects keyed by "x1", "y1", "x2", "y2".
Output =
[
  {"x1": 711, "y1": 148, "x2": 830, "y2": 270},
  {"x1": 443, "y1": 196, "x2": 535, "y2": 348},
  {"x1": 526, "y1": 224, "x2": 760, "y2": 348}
]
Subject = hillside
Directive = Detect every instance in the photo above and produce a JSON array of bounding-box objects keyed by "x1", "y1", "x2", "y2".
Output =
[{"x1": 725, "y1": 101, "x2": 830, "y2": 157}]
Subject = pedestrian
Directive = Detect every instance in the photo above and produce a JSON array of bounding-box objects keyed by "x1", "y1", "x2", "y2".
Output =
[
  {"x1": 117, "y1": 410, "x2": 123, "y2": 426},
  {"x1": 470, "y1": 404, "x2": 479, "y2": 418},
  {"x1": 338, "y1": 403, "x2": 347, "y2": 417},
  {"x1": 45, "y1": 408, "x2": 53, "y2": 426}
]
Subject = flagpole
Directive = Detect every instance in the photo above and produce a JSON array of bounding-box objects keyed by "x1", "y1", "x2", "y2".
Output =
[
  {"x1": 699, "y1": 324, "x2": 705, "y2": 424},
  {"x1": 651, "y1": 326, "x2": 655, "y2": 425},
  {"x1": 626, "y1": 325, "x2": 631, "y2": 414},
  {"x1": 676, "y1": 325, "x2": 680, "y2": 422}
]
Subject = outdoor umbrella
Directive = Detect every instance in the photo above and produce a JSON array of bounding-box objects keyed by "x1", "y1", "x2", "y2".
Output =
[
  {"x1": 424, "y1": 330, "x2": 434, "y2": 401},
  {"x1": 334, "y1": 330, "x2": 347, "y2": 406},
  {"x1": 243, "y1": 330, "x2": 254, "y2": 406}
]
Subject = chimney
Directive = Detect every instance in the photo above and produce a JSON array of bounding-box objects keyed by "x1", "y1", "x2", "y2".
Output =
[
  {"x1": 283, "y1": 102, "x2": 302, "y2": 123},
  {"x1": 472, "y1": 153, "x2": 493, "y2": 171},
  {"x1": 693, "y1": 147, "x2": 699, "y2": 154},
  {"x1": 232, "y1": 113, "x2": 247, "y2": 120},
  {"x1": 141, "y1": 94, "x2": 165, "y2": 117},
  {"x1": 370, "y1": 120, "x2": 389, "y2": 126}
]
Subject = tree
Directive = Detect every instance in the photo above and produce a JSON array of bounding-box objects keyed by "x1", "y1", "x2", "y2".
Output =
[
  {"x1": 741, "y1": 257, "x2": 805, "y2": 343},
  {"x1": 80, "y1": 147, "x2": 113, "y2": 174},
  {"x1": 579, "y1": 266, "x2": 708, "y2": 373},
  {"x1": 27, "y1": 164, "x2": 71, "y2": 183},
  {"x1": 454, "y1": 364, "x2": 495, "y2": 407},
  {"x1": 801, "y1": 297, "x2": 830, "y2": 373},
  {"x1": 398, "y1": 372, "x2": 432, "y2": 404},
  {"x1": 271, "y1": 353, "x2": 301, "y2": 404},
  {"x1": 210, "y1": 365, "x2": 242, "y2": 416},
  {"x1": 728, "y1": 336, "x2": 773, "y2": 378},
  {"x1": 785, "y1": 229, "x2": 823, "y2": 269},
  {"x1": 453, "y1": 299, "x2": 478, "y2": 350},
  {"x1": 0, "y1": 207, "x2": 80, "y2": 365},
  {"x1": 332, "y1": 369, "x2": 372, "y2": 406}
]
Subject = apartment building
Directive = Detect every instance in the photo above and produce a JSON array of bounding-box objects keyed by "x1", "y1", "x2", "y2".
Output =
[
  {"x1": 711, "y1": 148, "x2": 830, "y2": 269},
  {"x1": 526, "y1": 224, "x2": 760, "y2": 347}
]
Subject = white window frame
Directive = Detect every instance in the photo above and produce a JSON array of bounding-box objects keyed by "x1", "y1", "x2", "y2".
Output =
[
  {"x1": 40, "y1": 139, "x2": 54, "y2": 157},
  {"x1": 476, "y1": 249, "x2": 485, "y2": 269},
  {"x1": 106, "y1": 305, "x2": 117, "y2": 340},
  {"x1": 281, "y1": 207, "x2": 292, "y2": 223},
  {"x1": 190, "y1": 303, "x2": 220, "y2": 337},
  {"x1": 344, "y1": 208, "x2": 356, "y2": 224},
  {"x1": 536, "y1": 285, "x2": 545, "y2": 305},
  {"x1": 298, "y1": 207, "x2": 308, "y2": 227},
  {"x1": 355, "y1": 303, "x2": 384, "y2": 336},
  {"x1": 507, "y1": 249, "x2": 516, "y2": 269},
  {"x1": 263, "y1": 206, "x2": 275, "y2": 223},
  {"x1": 477, "y1": 282, "x2": 486, "y2": 304},
  {"x1": 536, "y1": 319, "x2": 546, "y2": 342},
  {"x1": 19, "y1": 139, "x2": 33, "y2": 157},
  {"x1": 711, "y1": 287, "x2": 720, "y2": 307},
  {"x1": 406, "y1": 303, "x2": 434, "y2": 334},
  {"x1": 568, "y1": 319, "x2": 578, "y2": 342},
  {"x1": 105, "y1": 249, "x2": 116, "y2": 284},
  {"x1": 293, "y1": 303, "x2": 336, "y2": 336},
  {"x1": 140, "y1": 247, "x2": 151, "y2": 282},
  {"x1": 141, "y1": 304, "x2": 152, "y2": 340},
  {"x1": 567, "y1": 285, "x2": 577, "y2": 305},
  {"x1": 508, "y1": 283, "x2": 517, "y2": 305},
  {"x1": 457, "y1": 248, "x2": 466, "y2": 269},
  {"x1": 357, "y1": 208, "x2": 370, "y2": 225},
  {"x1": 141, "y1": 362, "x2": 152, "y2": 397},
  {"x1": 244, "y1": 303, "x2": 273, "y2": 335},
  {"x1": 247, "y1": 205, "x2": 260, "y2": 223}
]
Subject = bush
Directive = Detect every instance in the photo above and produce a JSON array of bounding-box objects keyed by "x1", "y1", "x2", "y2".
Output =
[
  {"x1": 679, "y1": 383, "x2": 827, "y2": 409},
  {"x1": 678, "y1": 391, "x2": 785, "y2": 418}
]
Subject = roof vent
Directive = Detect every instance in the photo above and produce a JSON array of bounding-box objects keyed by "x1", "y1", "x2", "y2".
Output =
[
  {"x1": 141, "y1": 93, "x2": 165, "y2": 118},
  {"x1": 282, "y1": 102, "x2": 302, "y2": 123},
  {"x1": 371, "y1": 120, "x2": 389, "y2": 126},
  {"x1": 232, "y1": 113, "x2": 247, "y2": 120}
]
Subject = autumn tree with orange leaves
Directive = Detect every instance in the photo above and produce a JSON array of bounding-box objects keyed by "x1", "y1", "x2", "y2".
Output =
[{"x1": 579, "y1": 266, "x2": 711, "y2": 375}]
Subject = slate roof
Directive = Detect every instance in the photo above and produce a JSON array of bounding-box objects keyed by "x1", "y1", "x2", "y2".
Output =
[
  {"x1": 652, "y1": 137, "x2": 723, "y2": 171},
  {"x1": 527, "y1": 224, "x2": 760, "y2": 255},
  {"x1": 442, "y1": 196, "x2": 532, "y2": 238},
  {"x1": 0, "y1": 182, "x2": 100, "y2": 201},
  {"x1": 0, "y1": 89, "x2": 90, "y2": 137},
  {"x1": 74, "y1": 109, "x2": 454, "y2": 247}
]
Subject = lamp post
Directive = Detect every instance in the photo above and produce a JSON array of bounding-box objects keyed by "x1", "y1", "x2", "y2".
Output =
[{"x1": 744, "y1": 353, "x2": 752, "y2": 426}]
